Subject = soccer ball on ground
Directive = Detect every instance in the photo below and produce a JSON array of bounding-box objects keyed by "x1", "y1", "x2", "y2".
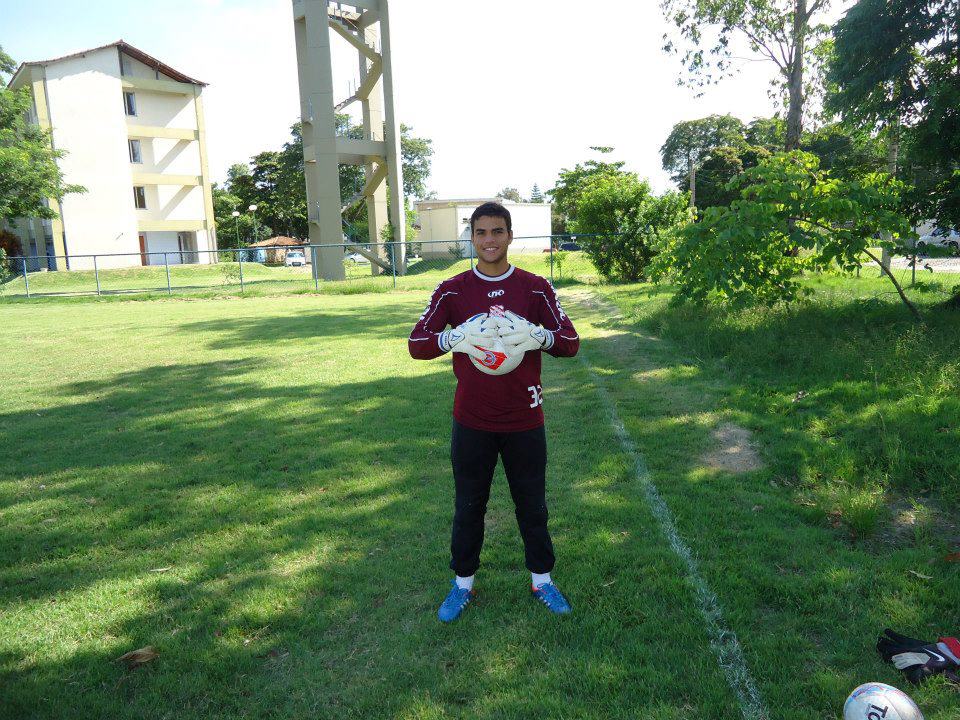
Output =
[
  {"x1": 843, "y1": 682, "x2": 923, "y2": 720},
  {"x1": 464, "y1": 314, "x2": 523, "y2": 377}
]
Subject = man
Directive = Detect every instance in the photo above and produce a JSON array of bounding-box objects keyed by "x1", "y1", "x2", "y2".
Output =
[{"x1": 408, "y1": 202, "x2": 579, "y2": 622}]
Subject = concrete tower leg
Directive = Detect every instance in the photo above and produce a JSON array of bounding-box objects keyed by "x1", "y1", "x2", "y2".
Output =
[
  {"x1": 292, "y1": 0, "x2": 404, "y2": 280},
  {"x1": 294, "y1": 0, "x2": 345, "y2": 281},
  {"x1": 359, "y1": 24, "x2": 389, "y2": 275},
  {"x1": 380, "y1": 0, "x2": 406, "y2": 272}
]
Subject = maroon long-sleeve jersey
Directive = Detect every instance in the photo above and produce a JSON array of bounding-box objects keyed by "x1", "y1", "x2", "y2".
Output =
[{"x1": 408, "y1": 265, "x2": 579, "y2": 432}]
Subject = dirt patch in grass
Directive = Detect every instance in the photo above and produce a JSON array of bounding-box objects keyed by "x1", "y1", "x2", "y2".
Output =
[
  {"x1": 874, "y1": 496, "x2": 960, "y2": 550},
  {"x1": 700, "y1": 422, "x2": 764, "y2": 474},
  {"x1": 564, "y1": 288, "x2": 765, "y2": 476}
]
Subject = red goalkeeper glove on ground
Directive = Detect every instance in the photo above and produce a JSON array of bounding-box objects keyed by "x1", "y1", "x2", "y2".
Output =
[{"x1": 876, "y1": 628, "x2": 960, "y2": 685}]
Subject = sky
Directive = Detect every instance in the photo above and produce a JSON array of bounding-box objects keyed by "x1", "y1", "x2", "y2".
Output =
[{"x1": 1, "y1": 0, "x2": 849, "y2": 198}]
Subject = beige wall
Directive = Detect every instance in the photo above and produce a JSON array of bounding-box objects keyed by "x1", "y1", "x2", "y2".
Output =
[
  {"x1": 503, "y1": 203, "x2": 552, "y2": 252},
  {"x1": 45, "y1": 47, "x2": 140, "y2": 269},
  {"x1": 416, "y1": 202, "x2": 552, "y2": 256},
  {"x1": 417, "y1": 206, "x2": 459, "y2": 258}
]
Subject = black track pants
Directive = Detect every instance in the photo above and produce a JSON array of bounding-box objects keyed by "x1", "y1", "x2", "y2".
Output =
[{"x1": 449, "y1": 420, "x2": 555, "y2": 577}]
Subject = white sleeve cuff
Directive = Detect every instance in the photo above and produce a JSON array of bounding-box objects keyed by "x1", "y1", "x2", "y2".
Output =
[{"x1": 543, "y1": 329, "x2": 555, "y2": 350}]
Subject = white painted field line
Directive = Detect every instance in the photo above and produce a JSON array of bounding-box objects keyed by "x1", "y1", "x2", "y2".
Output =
[{"x1": 578, "y1": 350, "x2": 770, "y2": 720}]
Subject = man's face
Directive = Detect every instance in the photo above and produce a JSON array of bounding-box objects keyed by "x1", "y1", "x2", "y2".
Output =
[{"x1": 471, "y1": 215, "x2": 512, "y2": 265}]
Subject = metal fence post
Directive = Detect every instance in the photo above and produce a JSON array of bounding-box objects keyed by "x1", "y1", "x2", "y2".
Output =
[
  {"x1": 912, "y1": 248, "x2": 917, "y2": 287},
  {"x1": 94, "y1": 254, "x2": 101, "y2": 296},
  {"x1": 391, "y1": 242, "x2": 396, "y2": 288},
  {"x1": 549, "y1": 238, "x2": 554, "y2": 284},
  {"x1": 314, "y1": 245, "x2": 319, "y2": 292},
  {"x1": 22, "y1": 259, "x2": 30, "y2": 297},
  {"x1": 164, "y1": 253, "x2": 172, "y2": 295},
  {"x1": 469, "y1": 241, "x2": 474, "y2": 270},
  {"x1": 238, "y1": 248, "x2": 244, "y2": 293}
]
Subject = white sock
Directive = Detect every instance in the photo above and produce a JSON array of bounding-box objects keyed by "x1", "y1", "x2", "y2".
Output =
[
  {"x1": 531, "y1": 572, "x2": 552, "y2": 588},
  {"x1": 455, "y1": 575, "x2": 474, "y2": 591}
]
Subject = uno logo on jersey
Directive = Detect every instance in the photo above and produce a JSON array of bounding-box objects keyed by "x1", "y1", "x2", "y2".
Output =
[
  {"x1": 487, "y1": 289, "x2": 504, "y2": 298},
  {"x1": 476, "y1": 346, "x2": 507, "y2": 369}
]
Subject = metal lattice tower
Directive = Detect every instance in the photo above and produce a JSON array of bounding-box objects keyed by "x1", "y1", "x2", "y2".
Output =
[{"x1": 292, "y1": 0, "x2": 405, "y2": 281}]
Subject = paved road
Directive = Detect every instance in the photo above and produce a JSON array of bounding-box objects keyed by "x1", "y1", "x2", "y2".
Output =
[{"x1": 888, "y1": 256, "x2": 960, "y2": 274}]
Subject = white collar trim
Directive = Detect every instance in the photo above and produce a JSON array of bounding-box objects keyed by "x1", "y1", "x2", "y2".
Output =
[{"x1": 473, "y1": 264, "x2": 514, "y2": 282}]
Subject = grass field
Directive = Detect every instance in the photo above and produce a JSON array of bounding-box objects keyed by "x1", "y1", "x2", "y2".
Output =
[
  {"x1": 0, "y1": 250, "x2": 597, "y2": 300},
  {"x1": 1, "y1": 276, "x2": 958, "y2": 719}
]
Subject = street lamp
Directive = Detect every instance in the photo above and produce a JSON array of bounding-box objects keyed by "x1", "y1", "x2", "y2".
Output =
[
  {"x1": 248, "y1": 204, "x2": 259, "y2": 243},
  {"x1": 231, "y1": 210, "x2": 240, "y2": 247}
]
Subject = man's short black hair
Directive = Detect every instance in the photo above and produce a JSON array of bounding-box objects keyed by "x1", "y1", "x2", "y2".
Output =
[{"x1": 470, "y1": 202, "x2": 512, "y2": 234}]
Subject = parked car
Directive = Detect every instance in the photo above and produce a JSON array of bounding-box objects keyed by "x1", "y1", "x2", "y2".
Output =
[
  {"x1": 559, "y1": 241, "x2": 582, "y2": 251},
  {"x1": 344, "y1": 251, "x2": 370, "y2": 264},
  {"x1": 916, "y1": 227, "x2": 960, "y2": 253},
  {"x1": 284, "y1": 249, "x2": 306, "y2": 267}
]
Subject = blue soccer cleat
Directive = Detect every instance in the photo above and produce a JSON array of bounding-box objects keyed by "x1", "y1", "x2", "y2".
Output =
[
  {"x1": 531, "y1": 581, "x2": 572, "y2": 614},
  {"x1": 438, "y1": 580, "x2": 474, "y2": 623}
]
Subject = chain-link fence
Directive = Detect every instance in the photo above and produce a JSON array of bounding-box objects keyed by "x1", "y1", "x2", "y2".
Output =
[
  {"x1": 0, "y1": 236, "x2": 604, "y2": 299},
  {"x1": 864, "y1": 247, "x2": 960, "y2": 305}
]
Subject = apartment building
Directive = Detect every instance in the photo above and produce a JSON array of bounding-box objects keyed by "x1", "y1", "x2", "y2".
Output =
[{"x1": 4, "y1": 41, "x2": 217, "y2": 270}]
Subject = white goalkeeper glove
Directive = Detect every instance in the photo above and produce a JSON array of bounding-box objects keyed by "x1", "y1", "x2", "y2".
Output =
[
  {"x1": 498, "y1": 310, "x2": 553, "y2": 355},
  {"x1": 439, "y1": 314, "x2": 499, "y2": 362}
]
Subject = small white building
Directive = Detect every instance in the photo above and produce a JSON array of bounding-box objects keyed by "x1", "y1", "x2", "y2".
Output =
[
  {"x1": 3, "y1": 41, "x2": 217, "y2": 271},
  {"x1": 415, "y1": 198, "x2": 552, "y2": 258}
]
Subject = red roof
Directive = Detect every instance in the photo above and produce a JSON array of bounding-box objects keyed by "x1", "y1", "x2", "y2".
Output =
[
  {"x1": 8, "y1": 40, "x2": 206, "y2": 89},
  {"x1": 248, "y1": 236, "x2": 305, "y2": 247}
]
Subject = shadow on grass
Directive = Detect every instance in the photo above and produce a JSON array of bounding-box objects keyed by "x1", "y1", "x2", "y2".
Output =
[
  {"x1": 179, "y1": 305, "x2": 419, "y2": 348},
  {"x1": 3, "y1": 293, "x2": 957, "y2": 719},
  {"x1": 0, "y1": 303, "x2": 742, "y2": 719}
]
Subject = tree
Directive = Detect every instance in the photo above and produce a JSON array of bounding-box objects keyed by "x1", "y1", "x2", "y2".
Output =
[
  {"x1": 572, "y1": 172, "x2": 691, "y2": 282},
  {"x1": 745, "y1": 117, "x2": 786, "y2": 152},
  {"x1": 0, "y1": 45, "x2": 84, "y2": 222},
  {"x1": 530, "y1": 184, "x2": 544, "y2": 203},
  {"x1": 660, "y1": 115, "x2": 746, "y2": 195},
  {"x1": 497, "y1": 187, "x2": 522, "y2": 203},
  {"x1": 400, "y1": 124, "x2": 433, "y2": 199},
  {"x1": 661, "y1": 0, "x2": 833, "y2": 149},
  {"x1": 828, "y1": 0, "x2": 960, "y2": 227},
  {"x1": 651, "y1": 152, "x2": 920, "y2": 317},
  {"x1": 213, "y1": 118, "x2": 435, "y2": 244},
  {"x1": 548, "y1": 147, "x2": 627, "y2": 232},
  {"x1": 664, "y1": 113, "x2": 885, "y2": 211},
  {"x1": 688, "y1": 145, "x2": 749, "y2": 209},
  {"x1": 799, "y1": 122, "x2": 885, "y2": 180},
  {"x1": 212, "y1": 183, "x2": 266, "y2": 247},
  {"x1": 0, "y1": 46, "x2": 14, "y2": 77},
  {"x1": 0, "y1": 228, "x2": 23, "y2": 273}
]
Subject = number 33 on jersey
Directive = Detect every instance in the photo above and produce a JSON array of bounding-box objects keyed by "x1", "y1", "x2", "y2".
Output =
[{"x1": 528, "y1": 385, "x2": 543, "y2": 408}]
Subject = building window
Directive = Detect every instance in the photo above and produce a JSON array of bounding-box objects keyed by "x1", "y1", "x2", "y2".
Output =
[
  {"x1": 128, "y1": 139, "x2": 142, "y2": 163},
  {"x1": 133, "y1": 186, "x2": 147, "y2": 209},
  {"x1": 123, "y1": 91, "x2": 137, "y2": 116}
]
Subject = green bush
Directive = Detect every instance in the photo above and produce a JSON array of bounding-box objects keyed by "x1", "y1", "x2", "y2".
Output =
[{"x1": 572, "y1": 174, "x2": 690, "y2": 282}]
